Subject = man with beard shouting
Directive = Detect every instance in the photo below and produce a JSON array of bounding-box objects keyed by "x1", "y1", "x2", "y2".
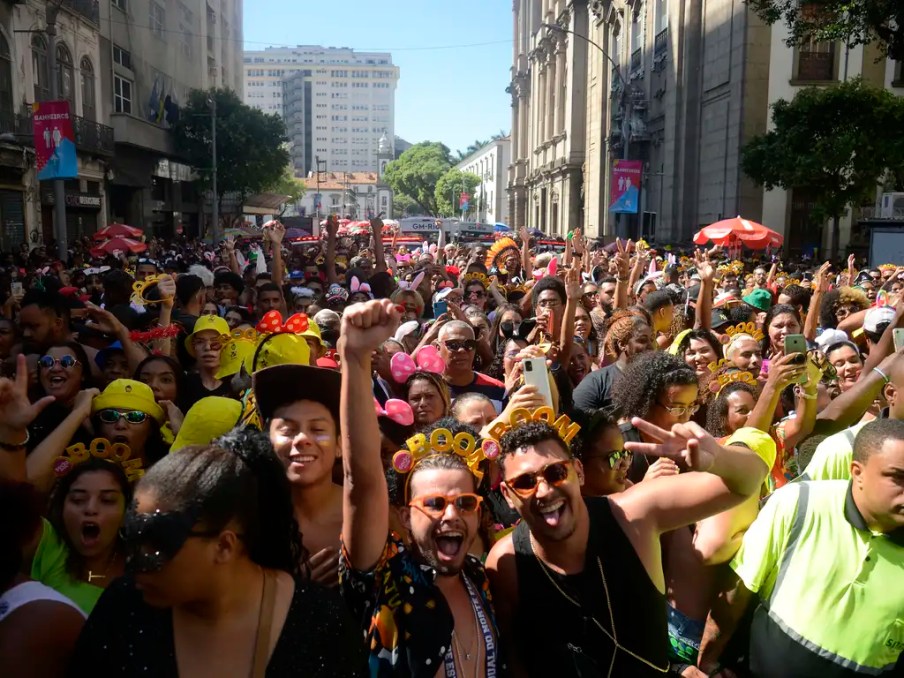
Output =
[
  {"x1": 339, "y1": 298, "x2": 499, "y2": 677},
  {"x1": 486, "y1": 417, "x2": 771, "y2": 676}
]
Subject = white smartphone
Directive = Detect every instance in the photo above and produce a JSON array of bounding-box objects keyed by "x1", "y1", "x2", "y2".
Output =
[
  {"x1": 522, "y1": 358, "x2": 554, "y2": 410},
  {"x1": 894, "y1": 328, "x2": 904, "y2": 352},
  {"x1": 10, "y1": 281, "x2": 23, "y2": 296}
]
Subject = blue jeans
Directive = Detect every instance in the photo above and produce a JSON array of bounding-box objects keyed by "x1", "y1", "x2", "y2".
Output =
[{"x1": 667, "y1": 604, "x2": 705, "y2": 664}]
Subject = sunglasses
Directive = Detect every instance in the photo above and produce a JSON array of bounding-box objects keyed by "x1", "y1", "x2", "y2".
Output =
[
  {"x1": 192, "y1": 338, "x2": 223, "y2": 351},
  {"x1": 98, "y1": 409, "x2": 148, "y2": 425},
  {"x1": 603, "y1": 449, "x2": 633, "y2": 468},
  {"x1": 409, "y1": 493, "x2": 483, "y2": 518},
  {"x1": 38, "y1": 354, "x2": 79, "y2": 369},
  {"x1": 121, "y1": 508, "x2": 220, "y2": 574},
  {"x1": 466, "y1": 290, "x2": 487, "y2": 298},
  {"x1": 504, "y1": 460, "x2": 573, "y2": 498},
  {"x1": 657, "y1": 402, "x2": 700, "y2": 417},
  {"x1": 444, "y1": 339, "x2": 477, "y2": 352}
]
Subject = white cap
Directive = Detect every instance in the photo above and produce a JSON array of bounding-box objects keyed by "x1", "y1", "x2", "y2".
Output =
[
  {"x1": 863, "y1": 306, "x2": 896, "y2": 334},
  {"x1": 394, "y1": 320, "x2": 421, "y2": 342},
  {"x1": 814, "y1": 328, "x2": 849, "y2": 350}
]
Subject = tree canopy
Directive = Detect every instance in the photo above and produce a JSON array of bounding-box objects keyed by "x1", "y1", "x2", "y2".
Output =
[
  {"x1": 173, "y1": 88, "x2": 290, "y2": 210},
  {"x1": 747, "y1": 0, "x2": 904, "y2": 61},
  {"x1": 435, "y1": 169, "x2": 482, "y2": 217},
  {"x1": 741, "y1": 78, "x2": 904, "y2": 257},
  {"x1": 383, "y1": 142, "x2": 454, "y2": 216},
  {"x1": 265, "y1": 165, "x2": 307, "y2": 216}
]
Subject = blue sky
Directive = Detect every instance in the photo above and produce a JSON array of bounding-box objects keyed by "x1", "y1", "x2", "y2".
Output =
[{"x1": 243, "y1": 0, "x2": 513, "y2": 156}]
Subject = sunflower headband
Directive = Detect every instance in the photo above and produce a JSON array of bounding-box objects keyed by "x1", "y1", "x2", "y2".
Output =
[
  {"x1": 486, "y1": 406, "x2": 581, "y2": 446},
  {"x1": 53, "y1": 438, "x2": 144, "y2": 483},
  {"x1": 461, "y1": 272, "x2": 490, "y2": 289}
]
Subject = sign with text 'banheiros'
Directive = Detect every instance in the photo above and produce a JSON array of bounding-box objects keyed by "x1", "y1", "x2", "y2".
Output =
[
  {"x1": 609, "y1": 159, "x2": 642, "y2": 214},
  {"x1": 33, "y1": 101, "x2": 78, "y2": 181}
]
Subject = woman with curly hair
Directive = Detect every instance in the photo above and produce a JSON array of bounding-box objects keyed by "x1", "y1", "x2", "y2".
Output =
[
  {"x1": 572, "y1": 310, "x2": 653, "y2": 412},
  {"x1": 818, "y1": 286, "x2": 869, "y2": 330},
  {"x1": 611, "y1": 351, "x2": 699, "y2": 482},
  {"x1": 706, "y1": 381, "x2": 759, "y2": 439},
  {"x1": 70, "y1": 429, "x2": 364, "y2": 676}
]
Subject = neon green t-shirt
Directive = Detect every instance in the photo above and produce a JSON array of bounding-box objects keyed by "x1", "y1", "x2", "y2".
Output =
[
  {"x1": 802, "y1": 421, "x2": 867, "y2": 481},
  {"x1": 30, "y1": 519, "x2": 104, "y2": 615}
]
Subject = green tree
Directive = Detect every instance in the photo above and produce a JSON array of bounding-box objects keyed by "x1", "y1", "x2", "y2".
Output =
[
  {"x1": 741, "y1": 78, "x2": 904, "y2": 259},
  {"x1": 435, "y1": 170, "x2": 482, "y2": 218},
  {"x1": 265, "y1": 165, "x2": 307, "y2": 216},
  {"x1": 173, "y1": 88, "x2": 289, "y2": 221},
  {"x1": 391, "y1": 193, "x2": 420, "y2": 218},
  {"x1": 383, "y1": 142, "x2": 453, "y2": 216},
  {"x1": 747, "y1": 0, "x2": 904, "y2": 61}
]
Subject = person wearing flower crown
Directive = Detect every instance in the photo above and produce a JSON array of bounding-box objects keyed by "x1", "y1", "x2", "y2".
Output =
[{"x1": 339, "y1": 299, "x2": 500, "y2": 677}]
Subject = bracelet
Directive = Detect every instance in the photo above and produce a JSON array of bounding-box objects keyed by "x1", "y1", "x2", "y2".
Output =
[
  {"x1": 617, "y1": 277, "x2": 629, "y2": 283},
  {"x1": 873, "y1": 367, "x2": 890, "y2": 384},
  {"x1": 0, "y1": 428, "x2": 29, "y2": 451}
]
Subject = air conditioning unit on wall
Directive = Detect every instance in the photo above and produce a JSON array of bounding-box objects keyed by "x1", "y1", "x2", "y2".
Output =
[{"x1": 879, "y1": 192, "x2": 904, "y2": 219}]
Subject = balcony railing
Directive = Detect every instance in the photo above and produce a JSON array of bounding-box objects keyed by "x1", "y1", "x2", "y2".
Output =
[
  {"x1": 61, "y1": 0, "x2": 100, "y2": 25},
  {"x1": 0, "y1": 107, "x2": 113, "y2": 157},
  {"x1": 654, "y1": 29, "x2": 668, "y2": 58},
  {"x1": 630, "y1": 49, "x2": 642, "y2": 74},
  {"x1": 72, "y1": 115, "x2": 114, "y2": 156}
]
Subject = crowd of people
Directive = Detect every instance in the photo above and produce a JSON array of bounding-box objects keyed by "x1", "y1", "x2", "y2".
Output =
[{"x1": 0, "y1": 216, "x2": 902, "y2": 677}]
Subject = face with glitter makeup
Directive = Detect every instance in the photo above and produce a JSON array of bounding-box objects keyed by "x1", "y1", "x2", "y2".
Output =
[{"x1": 268, "y1": 399, "x2": 339, "y2": 487}]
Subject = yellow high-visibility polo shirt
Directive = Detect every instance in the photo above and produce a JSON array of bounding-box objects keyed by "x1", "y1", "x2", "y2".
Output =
[{"x1": 731, "y1": 480, "x2": 904, "y2": 676}]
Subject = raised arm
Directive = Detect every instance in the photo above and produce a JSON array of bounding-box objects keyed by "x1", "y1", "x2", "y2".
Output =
[
  {"x1": 746, "y1": 352, "x2": 807, "y2": 432},
  {"x1": 803, "y1": 263, "x2": 830, "y2": 342},
  {"x1": 613, "y1": 238, "x2": 631, "y2": 310},
  {"x1": 519, "y1": 226, "x2": 531, "y2": 279},
  {"x1": 339, "y1": 299, "x2": 401, "y2": 571},
  {"x1": 619, "y1": 419, "x2": 769, "y2": 535},
  {"x1": 0, "y1": 355, "x2": 55, "y2": 483},
  {"x1": 325, "y1": 216, "x2": 339, "y2": 285},
  {"x1": 694, "y1": 249, "x2": 716, "y2": 331},
  {"x1": 558, "y1": 265, "x2": 581, "y2": 367},
  {"x1": 371, "y1": 217, "x2": 387, "y2": 273},
  {"x1": 27, "y1": 390, "x2": 98, "y2": 495}
]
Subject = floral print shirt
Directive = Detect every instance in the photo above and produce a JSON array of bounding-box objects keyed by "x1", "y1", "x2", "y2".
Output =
[{"x1": 339, "y1": 533, "x2": 498, "y2": 678}]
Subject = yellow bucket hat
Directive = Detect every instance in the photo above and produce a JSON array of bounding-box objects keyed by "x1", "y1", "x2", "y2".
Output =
[
  {"x1": 298, "y1": 319, "x2": 326, "y2": 348},
  {"x1": 91, "y1": 379, "x2": 165, "y2": 424},
  {"x1": 243, "y1": 333, "x2": 311, "y2": 374},
  {"x1": 216, "y1": 338, "x2": 257, "y2": 379},
  {"x1": 171, "y1": 397, "x2": 243, "y2": 453},
  {"x1": 185, "y1": 314, "x2": 230, "y2": 357}
]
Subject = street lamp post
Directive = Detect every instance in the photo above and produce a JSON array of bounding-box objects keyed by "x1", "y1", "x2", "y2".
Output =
[
  {"x1": 541, "y1": 23, "x2": 631, "y2": 238},
  {"x1": 46, "y1": 3, "x2": 68, "y2": 261},
  {"x1": 208, "y1": 96, "x2": 219, "y2": 244}
]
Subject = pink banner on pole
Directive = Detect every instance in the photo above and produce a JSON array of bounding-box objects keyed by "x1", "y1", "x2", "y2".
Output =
[
  {"x1": 610, "y1": 160, "x2": 642, "y2": 214},
  {"x1": 33, "y1": 100, "x2": 78, "y2": 180}
]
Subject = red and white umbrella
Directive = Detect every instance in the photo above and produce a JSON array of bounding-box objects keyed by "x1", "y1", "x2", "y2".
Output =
[
  {"x1": 90, "y1": 236, "x2": 148, "y2": 257},
  {"x1": 693, "y1": 216, "x2": 783, "y2": 250},
  {"x1": 93, "y1": 222, "x2": 143, "y2": 241}
]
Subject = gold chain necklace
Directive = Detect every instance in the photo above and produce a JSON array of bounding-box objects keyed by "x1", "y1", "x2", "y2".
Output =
[{"x1": 529, "y1": 536, "x2": 669, "y2": 675}]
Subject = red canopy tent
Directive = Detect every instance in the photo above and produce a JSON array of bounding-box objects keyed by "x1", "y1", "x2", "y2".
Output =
[
  {"x1": 90, "y1": 236, "x2": 148, "y2": 257},
  {"x1": 693, "y1": 216, "x2": 783, "y2": 250},
  {"x1": 93, "y1": 223, "x2": 143, "y2": 241}
]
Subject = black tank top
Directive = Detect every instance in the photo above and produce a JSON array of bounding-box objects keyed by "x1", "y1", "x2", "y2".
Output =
[{"x1": 511, "y1": 496, "x2": 670, "y2": 677}]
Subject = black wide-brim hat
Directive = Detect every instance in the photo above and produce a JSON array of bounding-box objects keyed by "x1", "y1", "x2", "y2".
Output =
[{"x1": 252, "y1": 364, "x2": 342, "y2": 426}]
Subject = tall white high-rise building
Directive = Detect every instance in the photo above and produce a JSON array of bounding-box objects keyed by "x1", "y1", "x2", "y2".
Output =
[{"x1": 243, "y1": 46, "x2": 398, "y2": 175}]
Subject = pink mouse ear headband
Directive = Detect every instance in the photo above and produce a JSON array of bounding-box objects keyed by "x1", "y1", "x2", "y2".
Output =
[
  {"x1": 390, "y1": 345, "x2": 446, "y2": 384},
  {"x1": 374, "y1": 398, "x2": 414, "y2": 426},
  {"x1": 397, "y1": 270, "x2": 425, "y2": 291}
]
